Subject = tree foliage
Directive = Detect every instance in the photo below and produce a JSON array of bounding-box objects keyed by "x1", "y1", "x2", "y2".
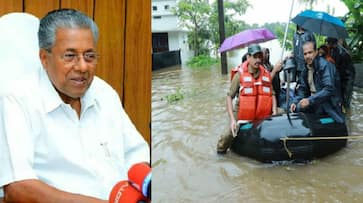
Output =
[
  {"x1": 262, "y1": 22, "x2": 295, "y2": 51},
  {"x1": 174, "y1": 0, "x2": 250, "y2": 57},
  {"x1": 174, "y1": 0, "x2": 211, "y2": 56},
  {"x1": 174, "y1": 0, "x2": 362, "y2": 62},
  {"x1": 209, "y1": 0, "x2": 251, "y2": 51},
  {"x1": 341, "y1": 0, "x2": 363, "y2": 62}
]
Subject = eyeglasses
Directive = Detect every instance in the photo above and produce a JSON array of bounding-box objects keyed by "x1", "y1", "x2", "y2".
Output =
[{"x1": 47, "y1": 50, "x2": 99, "y2": 65}]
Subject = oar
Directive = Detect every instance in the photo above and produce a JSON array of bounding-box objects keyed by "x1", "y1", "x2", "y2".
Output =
[
  {"x1": 281, "y1": 0, "x2": 295, "y2": 126},
  {"x1": 280, "y1": 0, "x2": 295, "y2": 61}
]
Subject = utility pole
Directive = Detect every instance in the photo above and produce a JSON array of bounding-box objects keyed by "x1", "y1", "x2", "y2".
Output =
[{"x1": 217, "y1": 0, "x2": 228, "y2": 74}]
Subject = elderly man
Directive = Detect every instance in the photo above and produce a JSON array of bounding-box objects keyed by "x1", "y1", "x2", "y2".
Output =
[
  {"x1": 217, "y1": 44, "x2": 282, "y2": 154},
  {"x1": 290, "y1": 41, "x2": 345, "y2": 123},
  {"x1": 0, "y1": 9, "x2": 149, "y2": 202}
]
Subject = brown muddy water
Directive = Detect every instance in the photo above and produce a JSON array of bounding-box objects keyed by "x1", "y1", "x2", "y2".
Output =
[{"x1": 152, "y1": 62, "x2": 363, "y2": 202}]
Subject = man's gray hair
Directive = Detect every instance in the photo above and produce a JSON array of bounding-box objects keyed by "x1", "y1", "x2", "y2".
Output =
[{"x1": 38, "y1": 8, "x2": 99, "y2": 51}]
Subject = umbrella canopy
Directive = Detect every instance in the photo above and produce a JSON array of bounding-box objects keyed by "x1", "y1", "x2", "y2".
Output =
[
  {"x1": 218, "y1": 28, "x2": 276, "y2": 53},
  {"x1": 291, "y1": 10, "x2": 348, "y2": 39}
]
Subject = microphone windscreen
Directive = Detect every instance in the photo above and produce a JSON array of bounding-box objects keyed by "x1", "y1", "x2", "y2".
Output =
[
  {"x1": 109, "y1": 180, "x2": 147, "y2": 203},
  {"x1": 128, "y1": 163, "x2": 151, "y2": 198}
]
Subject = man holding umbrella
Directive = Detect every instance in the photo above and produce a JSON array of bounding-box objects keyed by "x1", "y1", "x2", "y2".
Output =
[
  {"x1": 290, "y1": 41, "x2": 345, "y2": 123},
  {"x1": 291, "y1": 9, "x2": 350, "y2": 83},
  {"x1": 292, "y1": 25, "x2": 316, "y2": 82}
]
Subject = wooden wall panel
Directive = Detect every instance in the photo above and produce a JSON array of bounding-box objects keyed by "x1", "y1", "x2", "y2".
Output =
[
  {"x1": 124, "y1": 0, "x2": 151, "y2": 144},
  {"x1": 94, "y1": 0, "x2": 125, "y2": 100},
  {"x1": 24, "y1": 0, "x2": 59, "y2": 18},
  {"x1": 61, "y1": 0, "x2": 94, "y2": 18},
  {"x1": 0, "y1": 0, "x2": 22, "y2": 16}
]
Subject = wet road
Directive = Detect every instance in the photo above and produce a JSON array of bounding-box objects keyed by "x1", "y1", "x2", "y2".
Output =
[{"x1": 152, "y1": 64, "x2": 363, "y2": 202}]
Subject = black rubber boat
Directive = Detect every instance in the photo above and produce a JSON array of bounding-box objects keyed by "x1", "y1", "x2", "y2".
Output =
[{"x1": 231, "y1": 112, "x2": 348, "y2": 163}]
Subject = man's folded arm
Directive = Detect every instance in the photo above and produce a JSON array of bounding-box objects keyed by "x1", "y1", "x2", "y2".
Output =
[{"x1": 4, "y1": 179, "x2": 107, "y2": 203}]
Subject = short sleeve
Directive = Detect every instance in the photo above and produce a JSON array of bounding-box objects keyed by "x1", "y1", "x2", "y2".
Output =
[{"x1": 227, "y1": 72, "x2": 240, "y2": 98}]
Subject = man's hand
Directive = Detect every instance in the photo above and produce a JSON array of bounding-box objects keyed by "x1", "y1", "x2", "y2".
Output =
[
  {"x1": 230, "y1": 119, "x2": 237, "y2": 137},
  {"x1": 290, "y1": 103, "x2": 297, "y2": 113},
  {"x1": 272, "y1": 108, "x2": 277, "y2": 115},
  {"x1": 298, "y1": 98, "x2": 310, "y2": 109},
  {"x1": 272, "y1": 60, "x2": 283, "y2": 73}
]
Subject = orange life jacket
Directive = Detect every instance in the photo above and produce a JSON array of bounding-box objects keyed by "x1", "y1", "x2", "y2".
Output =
[
  {"x1": 230, "y1": 63, "x2": 243, "y2": 81},
  {"x1": 237, "y1": 62, "x2": 273, "y2": 121}
]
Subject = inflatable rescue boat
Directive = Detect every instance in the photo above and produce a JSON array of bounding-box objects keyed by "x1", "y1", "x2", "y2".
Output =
[{"x1": 231, "y1": 112, "x2": 348, "y2": 163}]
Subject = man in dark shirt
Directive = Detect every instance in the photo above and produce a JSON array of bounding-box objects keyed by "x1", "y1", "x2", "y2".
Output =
[
  {"x1": 326, "y1": 37, "x2": 355, "y2": 111},
  {"x1": 293, "y1": 25, "x2": 316, "y2": 82},
  {"x1": 290, "y1": 41, "x2": 344, "y2": 123}
]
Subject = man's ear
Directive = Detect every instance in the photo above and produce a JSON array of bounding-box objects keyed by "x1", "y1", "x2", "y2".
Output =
[
  {"x1": 246, "y1": 54, "x2": 251, "y2": 61},
  {"x1": 39, "y1": 49, "x2": 48, "y2": 70}
]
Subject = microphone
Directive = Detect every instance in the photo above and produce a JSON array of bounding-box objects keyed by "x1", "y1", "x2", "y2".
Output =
[
  {"x1": 128, "y1": 163, "x2": 151, "y2": 199},
  {"x1": 109, "y1": 180, "x2": 148, "y2": 203}
]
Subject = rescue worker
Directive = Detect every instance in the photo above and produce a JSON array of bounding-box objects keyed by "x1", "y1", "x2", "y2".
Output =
[
  {"x1": 326, "y1": 37, "x2": 355, "y2": 111},
  {"x1": 262, "y1": 47, "x2": 281, "y2": 107},
  {"x1": 290, "y1": 41, "x2": 345, "y2": 123},
  {"x1": 217, "y1": 44, "x2": 282, "y2": 154}
]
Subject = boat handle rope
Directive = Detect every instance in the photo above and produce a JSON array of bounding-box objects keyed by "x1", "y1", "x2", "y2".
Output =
[{"x1": 280, "y1": 135, "x2": 363, "y2": 158}]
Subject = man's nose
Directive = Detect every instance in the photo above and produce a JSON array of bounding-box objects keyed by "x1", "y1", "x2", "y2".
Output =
[{"x1": 74, "y1": 57, "x2": 89, "y2": 72}]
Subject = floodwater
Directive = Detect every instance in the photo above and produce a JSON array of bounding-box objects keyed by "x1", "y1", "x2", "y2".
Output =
[{"x1": 152, "y1": 59, "x2": 363, "y2": 202}]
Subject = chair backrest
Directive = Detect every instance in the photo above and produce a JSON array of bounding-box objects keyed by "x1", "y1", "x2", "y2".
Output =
[{"x1": 0, "y1": 12, "x2": 41, "y2": 95}]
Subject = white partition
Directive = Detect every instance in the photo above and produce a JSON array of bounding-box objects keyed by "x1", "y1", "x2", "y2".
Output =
[{"x1": 0, "y1": 12, "x2": 41, "y2": 95}]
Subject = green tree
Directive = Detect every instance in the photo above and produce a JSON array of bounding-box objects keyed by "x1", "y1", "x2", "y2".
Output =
[
  {"x1": 174, "y1": 0, "x2": 250, "y2": 57},
  {"x1": 209, "y1": 0, "x2": 251, "y2": 53},
  {"x1": 263, "y1": 22, "x2": 296, "y2": 52},
  {"x1": 341, "y1": 0, "x2": 363, "y2": 62},
  {"x1": 174, "y1": 0, "x2": 211, "y2": 56}
]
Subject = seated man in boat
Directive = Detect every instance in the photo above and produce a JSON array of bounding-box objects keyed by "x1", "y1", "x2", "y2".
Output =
[
  {"x1": 290, "y1": 41, "x2": 345, "y2": 123},
  {"x1": 217, "y1": 44, "x2": 282, "y2": 154}
]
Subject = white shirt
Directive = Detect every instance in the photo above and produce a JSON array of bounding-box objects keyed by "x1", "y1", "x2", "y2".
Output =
[{"x1": 0, "y1": 68, "x2": 150, "y2": 199}]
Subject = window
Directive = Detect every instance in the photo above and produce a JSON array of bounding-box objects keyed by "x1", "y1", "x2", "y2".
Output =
[
  {"x1": 164, "y1": 5, "x2": 170, "y2": 10},
  {"x1": 152, "y1": 33, "x2": 169, "y2": 53},
  {"x1": 152, "y1": 6, "x2": 157, "y2": 11},
  {"x1": 153, "y1": 16, "x2": 162, "y2": 19}
]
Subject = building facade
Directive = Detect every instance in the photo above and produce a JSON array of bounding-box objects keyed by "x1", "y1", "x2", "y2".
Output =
[{"x1": 152, "y1": 0, "x2": 193, "y2": 68}]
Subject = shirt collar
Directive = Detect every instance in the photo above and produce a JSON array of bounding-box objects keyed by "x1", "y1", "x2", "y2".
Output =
[
  {"x1": 38, "y1": 68, "x2": 99, "y2": 114},
  {"x1": 81, "y1": 80, "x2": 99, "y2": 113},
  {"x1": 307, "y1": 64, "x2": 314, "y2": 70}
]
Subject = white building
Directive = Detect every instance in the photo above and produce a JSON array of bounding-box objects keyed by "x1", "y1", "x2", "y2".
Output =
[{"x1": 151, "y1": 0, "x2": 193, "y2": 65}]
